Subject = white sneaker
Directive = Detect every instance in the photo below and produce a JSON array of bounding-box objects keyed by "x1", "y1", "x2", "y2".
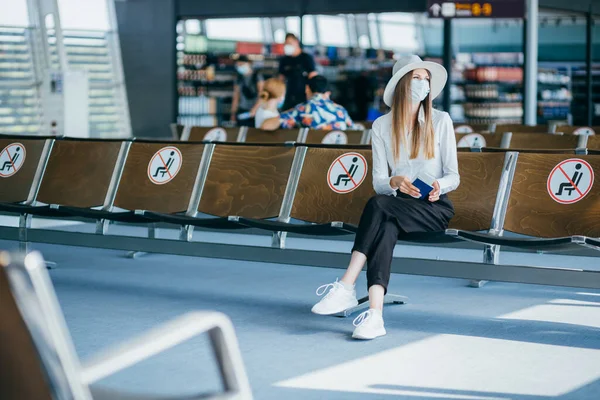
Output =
[
  {"x1": 311, "y1": 280, "x2": 358, "y2": 315},
  {"x1": 352, "y1": 309, "x2": 386, "y2": 340}
]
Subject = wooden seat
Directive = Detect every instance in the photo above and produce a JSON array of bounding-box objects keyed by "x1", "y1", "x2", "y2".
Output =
[
  {"x1": 0, "y1": 251, "x2": 253, "y2": 400},
  {"x1": 0, "y1": 137, "x2": 50, "y2": 204},
  {"x1": 505, "y1": 133, "x2": 582, "y2": 150},
  {"x1": 503, "y1": 153, "x2": 600, "y2": 238},
  {"x1": 480, "y1": 148, "x2": 578, "y2": 154},
  {"x1": 554, "y1": 125, "x2": 599, "y2": 135},
  {"x1": 199, "y1": 144, "x2": 296, "y2": 219},
  {"x1": 0, "y1": 256, "x2": 53, "y2": 400},
  {"x1": 448, "y1": 152, "x2": 506, "y2": 231},
  {"x1": 185, "y1": 126, "x2": 240, "y2": 142},
  {"x1": 495, "y1": 124, "x2": 550, "y2": 134},
  {"x1": 304, "y1": 129, "x2": 364, "y2": 145},
  {"x1": 243, "y1": 128, "x2": 301, "y2": 144},
  {"x1": 114, "y1": 141, "x2": 205, "y2": 214},
  {"x1": 455, "y1": 133, "x2": 503, "y2": 148},
  {"x1": 290, "y1": 147, "x2": 375, "y2": 226},
  {"x1": 36, "y1": 139, "x2": 123, "y2": 208},
  {"x1": 248, "y1": 149, "x2": 506, "y2": 237},
  {"x1": 453, "y1": 123, "x2": 491, "y2": 133},
  {"x1": 587, "y1": 135, "x2": 600, "y2": 150}
]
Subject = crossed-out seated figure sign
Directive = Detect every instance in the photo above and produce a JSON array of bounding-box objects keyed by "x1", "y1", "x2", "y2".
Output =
[
  {"x1": 548, "y1": 158, "x2": 594, "y2": 204},
  {"x1": 0, "y1": 143, "x2": 26, "y2": 178},
  {"x1": 327, "y1": 152, "x2": 368, "y2": 194},
  {"x1": 147, "y1": 146, "x2": 183, "y2": 185}
]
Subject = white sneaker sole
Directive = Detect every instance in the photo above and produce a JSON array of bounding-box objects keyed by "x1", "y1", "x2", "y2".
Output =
[
  {"x1": 311, "y1": 299, "x2": 359, "y2": 316},
  {"x1": 352, "y1": 328, "x2": 386, "y2": 340}
]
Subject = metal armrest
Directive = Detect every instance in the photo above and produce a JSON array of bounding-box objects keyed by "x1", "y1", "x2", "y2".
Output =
[{"x1": 81, "y1": 311, "x2": 252, "y2": 399}]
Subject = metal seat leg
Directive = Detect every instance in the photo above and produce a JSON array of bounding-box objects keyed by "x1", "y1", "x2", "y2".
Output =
[
  {"x1": 126, "y1": 224, "x2": 156, "y2": 259},
  {"x1": 333, "y1": 293, "x2": 408, "y2": 318}
]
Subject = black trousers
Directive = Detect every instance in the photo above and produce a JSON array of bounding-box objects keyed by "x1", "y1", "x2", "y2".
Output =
[{"x1": 352, "y1": 192, "x2": 454, "y2": 294}]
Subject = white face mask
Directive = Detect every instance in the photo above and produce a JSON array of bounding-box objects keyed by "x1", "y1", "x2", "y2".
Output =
[
  {"x1": 236, "y1": 65, "x2": 250, "y2": 75},
  {"x1": 410, "y1": 79, "x2": 430, "y2": 104},
  {"x1": 284, "y1": 44, "x2": 295, "y2": 56}
]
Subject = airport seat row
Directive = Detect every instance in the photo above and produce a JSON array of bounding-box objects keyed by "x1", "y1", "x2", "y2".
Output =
[
  {"x1": 455, "y1": 131, "x2": 600, "y2": 152},
  {"x1": 1, "y1": 136, "x2": 599, "y2": 255},
  {"x1": 173, "y1": 125, "x2": 369, "y2": 145},
  {"x1": 172, "y1": 123, "x2": 599, "y2": 153},
  {"x1": 454, "y1": 122, "x2": 599, "y2": 135}
]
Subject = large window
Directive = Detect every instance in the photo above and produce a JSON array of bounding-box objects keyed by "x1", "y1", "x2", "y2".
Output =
[
  {"x1": 317, "y1": 15, "x2": 349, "y2": 47},
  {"x1": 285, "y1": 16, "x2": 317, "y2": 45},
  {"x1": 56, "y1": 0, "x2": 128, "y2": 137},
  {"x1": 205, "y1": 18, "x2": 264, "y2": 42},
  {"x1": 368, "y1": 14, "x2": 380, "y2": 49},
  {"x1": 57, "y1": 0, "x2": 110, "y2": 31},
  {"x1": 0, "y1": 0, "x2": 42, "y2": 135},
  {"x1": 0, "y1": 0, "x2": 29, "y2": 26},
  {"x1": 378, "y1": 13, "x2": 419, "y2": 52}
]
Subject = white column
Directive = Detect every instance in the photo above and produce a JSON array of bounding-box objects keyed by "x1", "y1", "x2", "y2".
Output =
[
  {"x1": 524, "y1": 0, "x2": 538, "y2": 126},
  {"x1": 105, "y1": 0, "x2": 132, "y2": 137}
]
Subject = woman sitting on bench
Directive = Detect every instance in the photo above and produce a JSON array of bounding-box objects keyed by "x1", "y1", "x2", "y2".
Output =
[{"x1": 311, "y1": 55, "x2": 460, "y2": 340}]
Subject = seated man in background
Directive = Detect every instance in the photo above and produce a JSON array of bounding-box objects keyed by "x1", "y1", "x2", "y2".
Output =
[{"x1": 261, "y1": 75, "x2": 355, "y2": 131}]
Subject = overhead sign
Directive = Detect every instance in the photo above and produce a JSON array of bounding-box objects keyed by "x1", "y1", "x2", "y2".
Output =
[
  {"x1": 547, "y1": 159, "x2": 594, "y2": 205},
  {"x1": 327, "y1": 152, "x2": 368, "y2": 194},
  {"x1": 0, "y1": 143, "x2": 26, "y2": 178},
  {"x1": 428, "y1": 1, "x2": 525, "y2": 19}
]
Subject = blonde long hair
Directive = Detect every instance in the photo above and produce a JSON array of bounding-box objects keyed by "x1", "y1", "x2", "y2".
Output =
[
  {"x1": 259, "y1": 78, "x2": 285, "y2": 101},
  {"x1": 390, "y1": 71, "x2": 435, "y2": 162}
]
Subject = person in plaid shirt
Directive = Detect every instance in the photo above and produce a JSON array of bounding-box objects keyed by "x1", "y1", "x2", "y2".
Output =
[{"x1": 262, "y1": 75, "x2": 355, "y2": 131}]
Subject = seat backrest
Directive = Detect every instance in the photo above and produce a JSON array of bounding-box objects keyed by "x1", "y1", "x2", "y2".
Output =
[
  {"x1": 114, "y1": 142, "x2": 205, "y2": 214},
  {"x1": 1, "y1": 251, "x2": 90, "y2": 399},
  {"x1": 506, "y1": 133, "x2": 582, "y2": 150},
  {"x1": 456, "y1": 133, "x2": 503, "y2": 148},
  {"x1": 36, "y1": 139, "x2": 123, "y2": 208},
  {"x1": 481, "y1": 148, "x2": 577, "y2": 154},
  {"x1": 186, "y1": 126, "x2": 240, "y2": 142},
  {"x1": 170, "y1": 123, "x2": 185, "y2": 140},
  {"x1": 587, "y1": 135, "x2": 600, "y2": 150},
  {"x1": 0, "y1": 256, "x2": 53, "y2": 400},
  {"x1": 0, "y1": 137, "x2": 49, "y2": 204},
  {"x1": 503, "y1": 153, "x2": 600, "y2": 237},
  {"x1": 554, "y1": 125, "x2": 598, "y2": 135},
  {"x1": 290, "y1": 147, "x2": 374, "y2": 225},
  {"x1": 304, "y1": 129, "x2": 364, "y2": 145},
  {"x1": 495, "y1": 124, "x2": 549, "y2": 134},
  {"x1": 199, "y1": 144, "x2": 296, "y2": 219},
  {"x1": 447, "y1": 152, "x2": 507, "y2": 231},
  {"x1": 354, "y1": 120, "x2": 373, "y2": 129},
  {"x1": 454, "y1": 123, "x2": 491, "y2": 133},
  {"x1": 243, "y1": 128, "x2": 301, "y2": 143}
]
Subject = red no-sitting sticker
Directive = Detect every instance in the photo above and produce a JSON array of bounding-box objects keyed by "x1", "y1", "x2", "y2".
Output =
[
  {"x1": 547, "y1": 158, "x2": 594, "y2": 204},
  {"x1": 0, "y1": 143, "x2": 26, "y2": 178},
  {"x1": 327, "y1": 152, "x2": 368, "y2": 194},
  {"x1": 147, "y1": 146, "x2": 183, "y2": 185}
]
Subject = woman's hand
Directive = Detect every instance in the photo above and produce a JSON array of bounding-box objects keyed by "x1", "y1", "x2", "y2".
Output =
[
  {"x1": 390, "y1": 176, "x2": 420, "y2": 198},
  {"x1": 428, "y1": 181, "x2": 440, "y2": 202}
]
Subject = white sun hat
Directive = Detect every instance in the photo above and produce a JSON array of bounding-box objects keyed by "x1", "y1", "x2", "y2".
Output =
[{"x1": 383, "y1": 55, "x2": 448, "y2": 107}]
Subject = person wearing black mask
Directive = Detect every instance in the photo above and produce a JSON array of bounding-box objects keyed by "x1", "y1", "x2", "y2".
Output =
[
  {"x1": 278, "y1": 33, "x2": 317, "y2": 110},
  {"x1": 231, "y1": 55, "x2": 264, "y2": 127}
]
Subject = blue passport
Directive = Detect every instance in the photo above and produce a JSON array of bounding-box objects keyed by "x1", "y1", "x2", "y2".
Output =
[{"x1": 412, "y1": 174, "x2": 435, "y2": 200}]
